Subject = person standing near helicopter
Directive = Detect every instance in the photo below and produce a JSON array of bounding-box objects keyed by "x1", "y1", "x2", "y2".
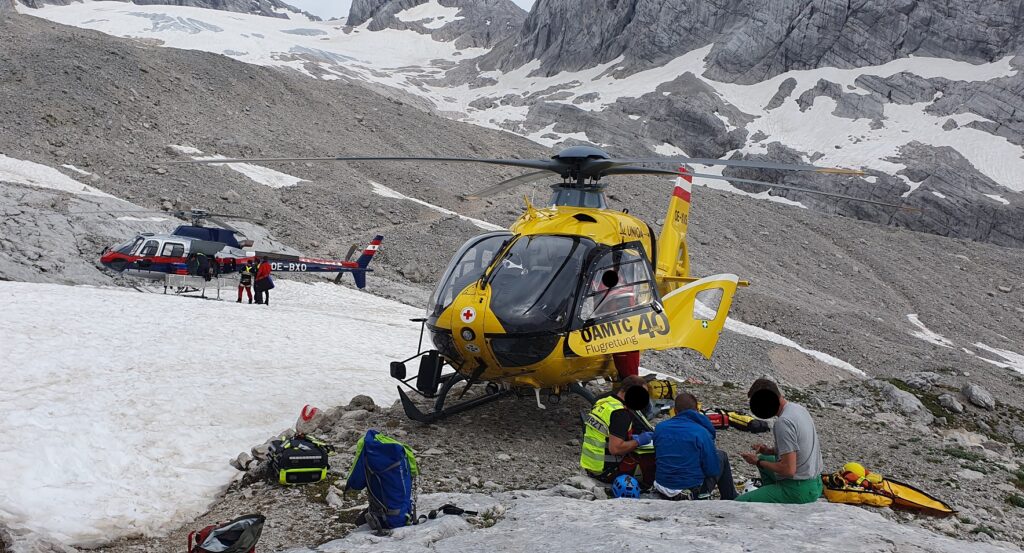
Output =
[
  {"x1": 254, "y1": 257, "x2": 273, "y2": 305},
  {"x1": 237, "y1": 259, "x2": 255, "y2": 304}
]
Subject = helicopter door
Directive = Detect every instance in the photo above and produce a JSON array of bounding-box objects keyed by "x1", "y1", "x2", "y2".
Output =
[{"x1": 567, "y1": 255, "x2": 739, "y2": 359}]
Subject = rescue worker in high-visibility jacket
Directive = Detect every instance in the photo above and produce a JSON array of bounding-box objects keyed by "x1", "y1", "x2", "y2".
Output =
[
  {"x1": 579, "y1": 375, "x2": 656, "y2": 489},
  {"x1": 237, "y1": 260, "x2": 255, "y2": 303}
]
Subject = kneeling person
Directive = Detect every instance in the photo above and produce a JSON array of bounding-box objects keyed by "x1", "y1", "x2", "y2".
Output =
[
  {"x1": 653, "y1": 392, "x2": 737, "y2": 500},
  {"x1": 579, "y1": 376, "x2": 656, "y2": 488},
  {"x1": 737, "y1": 378, "x2": 823, "y2": 504}
]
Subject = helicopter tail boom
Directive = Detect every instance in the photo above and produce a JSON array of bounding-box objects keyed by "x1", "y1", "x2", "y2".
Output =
[{"x1": 656, "y1": 167, "x2": 693, "y2": 295}]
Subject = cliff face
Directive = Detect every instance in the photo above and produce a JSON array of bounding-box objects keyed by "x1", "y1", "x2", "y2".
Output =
[{"x1": 485, "y1": 0, "x2": 1024, "y2": 81}]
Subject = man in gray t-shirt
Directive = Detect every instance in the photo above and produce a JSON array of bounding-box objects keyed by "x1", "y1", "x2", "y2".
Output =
[{"x1": 736, "y1": 378, "x2": 824, "y2": 504}]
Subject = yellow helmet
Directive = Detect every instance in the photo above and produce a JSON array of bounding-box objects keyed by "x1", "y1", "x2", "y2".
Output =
[{"x1": 843, "y1": 462, "x2": 867, "y2": 479}]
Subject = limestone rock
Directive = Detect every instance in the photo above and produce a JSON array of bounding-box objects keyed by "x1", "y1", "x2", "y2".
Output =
[
  {"x1": 937, "y1": 393, "x2": 964, "y2": 414},
  {"x1": 961, "y1": 384, "x2": 995, "y2": 410},
  {"x1": 879, "y1": 382, "x2": 933, "y2": 424}
]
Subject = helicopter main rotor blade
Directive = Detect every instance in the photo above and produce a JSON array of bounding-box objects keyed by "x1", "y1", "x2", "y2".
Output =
[
  {"x1": 602, "y1": 166, "x2": 682, "y2": 177},
  {"x1": 463, "y1": 171, "x2": 552, "y2": 199},
  {"x1": 168, "y1": 156, "x2": 562, "y2": 174},
  {"x1": 685, "y1": 171, "x2": 913, "y2": 210},
  {"x1": 613, "y1": 157, "x2": 864, "y2": 175}
]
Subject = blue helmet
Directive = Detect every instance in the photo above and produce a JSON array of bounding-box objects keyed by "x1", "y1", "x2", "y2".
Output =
[{"x1": 611, "y1": 474, "x2": 641, "y2": 499}]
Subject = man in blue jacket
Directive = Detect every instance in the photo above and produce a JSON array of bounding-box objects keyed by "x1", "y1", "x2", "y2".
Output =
[{"x1": 653, "y1": 392, "x2": 738, "y2": 500}]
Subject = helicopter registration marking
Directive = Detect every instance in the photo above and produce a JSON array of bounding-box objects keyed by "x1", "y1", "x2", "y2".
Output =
[
  {"x1": 577, "y1": 311, "x2": 670, "y2": 355},
  {"x1": 270, "y1": 262, "x2": 308, "y2": 272}
]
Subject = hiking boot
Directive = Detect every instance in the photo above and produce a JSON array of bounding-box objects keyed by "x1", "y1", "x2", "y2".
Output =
[
  {"x1": 248, "y1": 299, "x2": 253, "y2": 304},
  {"x1": 236, "y1": 299, "x2": 242, "y2": 303}
]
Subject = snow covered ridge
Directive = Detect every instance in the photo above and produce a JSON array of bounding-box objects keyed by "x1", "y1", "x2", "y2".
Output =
[
  {"x1": 297, "y1": 492, "x2": 1015, "y2": 553},
  {"x1": 0, "y1": 280, "x2": 421, "y2": 546}
]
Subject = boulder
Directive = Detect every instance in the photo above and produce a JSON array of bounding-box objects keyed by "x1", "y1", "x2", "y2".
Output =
[
  {"x1": 879, "y1": 382, "x2": 934, "y2": 424},
  {"x1": 295, "y1": 405, "x2": 327, "y2": 435},
  {"x1": 904, "y1": 372, "x2": 945, "y2": 390},
  {"x1": 937, "y1": 393, "x2": 964, "y2": 414},
  {"x1": 1012, "y1": 427, "x2": 1024, "y2": 445},
  {"x1": 961, "y1": 384, "x2": 995, "y2": 410},
  {"x1": 348, "y1": 395, "x2": 376, "y2": 410}
]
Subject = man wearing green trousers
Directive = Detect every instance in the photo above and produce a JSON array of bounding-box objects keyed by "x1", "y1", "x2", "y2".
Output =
[{"x1": 736, "y1": 378, "x2": 823, "y2": 503}]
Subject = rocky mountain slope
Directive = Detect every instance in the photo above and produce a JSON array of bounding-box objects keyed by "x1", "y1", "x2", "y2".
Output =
[
  {"x1": 20, "y1": 0, "x2": 1023, "y2": 250},
  {"x1": 348, "y1": 0, "x2": 525, "y2": 48}
]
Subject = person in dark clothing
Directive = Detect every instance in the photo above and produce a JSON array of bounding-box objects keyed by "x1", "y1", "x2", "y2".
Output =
[
  {"x1": 254, "y1": 257, "x2": 273, "y2": 305},
  {"x1": 653, "y1": 392, "x2": 738, "y2": 500},
  {"x1": 237, "y1": 260, "x2": 255, "y2": 303},
  {"x1": 579, "y1": 375, "x2": 657, "y2": 489},
  {"x1": 208, "y1": 255, "x2": 219, "y2": 280},
  {"x1": 195, "y1": 252, "x2": 210, "y2": 280}
]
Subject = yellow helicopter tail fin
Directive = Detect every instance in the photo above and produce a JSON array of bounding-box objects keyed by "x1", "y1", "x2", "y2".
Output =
[{"x1": 656, "y1": 167, "x2": 693, "y2": 294}]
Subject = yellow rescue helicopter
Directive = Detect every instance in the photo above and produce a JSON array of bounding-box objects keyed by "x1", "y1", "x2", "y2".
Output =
[{"x1": 182, "y1": 146, "x2": 899, "y2": 422}]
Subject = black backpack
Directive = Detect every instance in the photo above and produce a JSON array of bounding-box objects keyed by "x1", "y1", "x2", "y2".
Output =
[{"x1": 268, "y1": 435, "x2": 332, "y2": 485}]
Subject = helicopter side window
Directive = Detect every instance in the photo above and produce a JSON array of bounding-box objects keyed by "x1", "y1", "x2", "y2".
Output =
[
  {"x1": 161, "y1": 242, "x2": 185, "y2": 257},
  {"x1": 139, "y1": 240, "x2": 159, "y2": 257},
  {"x1": 579, "y1": 248, "x2": 656, "y2": 322}
]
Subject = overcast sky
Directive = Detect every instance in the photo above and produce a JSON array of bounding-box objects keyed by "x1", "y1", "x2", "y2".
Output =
[{"x1": 287, "y1": 0, "x2": 535, "y2": 20}]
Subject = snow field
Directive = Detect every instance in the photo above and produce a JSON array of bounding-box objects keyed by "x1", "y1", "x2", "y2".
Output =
[
  {"x1": 906, "y1": 314, "x2": 1024, "y2": 376},
  {"x1": 0, "y1": 280, "x2": 422, "y2": 546},
  {"x1": 0, "y1": 154, "x2": 117, "y2": 198}
]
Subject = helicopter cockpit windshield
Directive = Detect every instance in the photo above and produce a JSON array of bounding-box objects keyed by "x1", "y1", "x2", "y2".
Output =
[
  {"x1": 429, "y1": 232, "x2": 512, "y2": 318},
  {"x1": 487, "y1": 235, "x2": 594, "y2": 333}
]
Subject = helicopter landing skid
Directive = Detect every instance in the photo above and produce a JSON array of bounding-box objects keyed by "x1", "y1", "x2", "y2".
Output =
[{"x1": 397, "y1": 373, "x2": 511, "y2": 424}]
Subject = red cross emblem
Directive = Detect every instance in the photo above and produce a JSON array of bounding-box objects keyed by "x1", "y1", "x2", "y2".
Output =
[{"x1": 461, "y1": 307, "x2": 476, "y2": 323}]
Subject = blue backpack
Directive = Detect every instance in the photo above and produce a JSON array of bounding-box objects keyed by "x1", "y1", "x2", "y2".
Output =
[{"x1": 345, "y1": 430, "x2": 419, "y2": 534}]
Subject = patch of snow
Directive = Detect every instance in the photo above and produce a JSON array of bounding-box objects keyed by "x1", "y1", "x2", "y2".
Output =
[
  {"x1": 168, "y1": 144, "x2": 204, "y2": 155},
  {"x1": 714, "y1": 57, "x2": 1024, "y2": 193},
  {"x1": 907, "y1": 314, "x2": 955, "y2": 348},
  {"x1": 931, "y1": 190, "x2": 947, "y2": 199},
  {"x1": 983, "y1": 194, "x2": 1010, "y2": 205},
  {"x1": 652, "y1": 143, "x2": 688, "y2": 156},
  {"x1": 898, "y1": 175, "x2": 921, "y2": 198},
  {"x1": 523, "y1": 124, "x2": 591, "y2": 148},
  {"x1": 0, "y1": 154, "x2": 116, "y2": 198},
  {"x1": 195, "y1": 155, "x2": 307, "y2": 188},
  {"x1": 973, "y1": 343, "x2": 1024, "y2": 376},
  {"x1": 369, "y1": 180, "x2": 503, "y2": 231},
  {"x1": 695, "y1": 301, "x2": 864, "y2": 377},
  {"x1": 61, "y1": 164, "x2": 92, "y2": 176},
  {"x1": 0, "y1": 280, "x2": 421, "y2": 546}
]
